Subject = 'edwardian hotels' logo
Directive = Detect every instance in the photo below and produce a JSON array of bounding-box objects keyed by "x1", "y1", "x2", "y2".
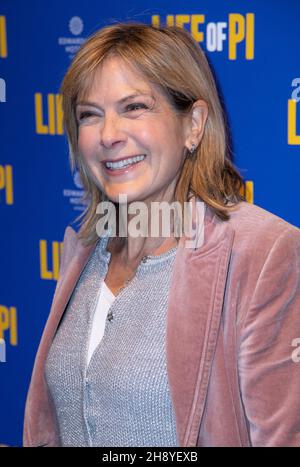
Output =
[
  {"x1": 63, "y1": 170, "x2": 89, "y2": 212},
  {"x1": 58, "y1": 15, "x2": 85, "y2": 59}
]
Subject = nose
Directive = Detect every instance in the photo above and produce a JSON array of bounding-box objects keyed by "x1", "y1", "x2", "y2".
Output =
[{"x1": 99, "y1": 111, "x2": 126, "y2": 149}]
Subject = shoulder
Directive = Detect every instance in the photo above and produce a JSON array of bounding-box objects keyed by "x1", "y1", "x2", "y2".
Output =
[
  {"x1": 62, "y1": 225, "x2": 78, "y2": 245},
  {"x1": 59, "y1": 225, "x2": 79, "y2": 276},
  {"x1": 202, "y1": 200, "x2": 300, "y2": 264},
  {"x1": 59, "y1": 225, "x2": 101, "y2": 277},
  {"x1": 225, "y1": 201, "x2": 300, "y2": 251},
  {"x1": 61, "y1": 225, "x2": 78, "y2": 253},
  {"x1": 217, "y1": 202, "x2": 300, "y2": 292},
  {"x1": 227, "y1": 200, "x2": 299, "y2": 234}
]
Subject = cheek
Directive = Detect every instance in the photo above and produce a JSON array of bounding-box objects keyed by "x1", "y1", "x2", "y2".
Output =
[{"x1": 78, "y1": 128, "x2": 97, "y2": 160}]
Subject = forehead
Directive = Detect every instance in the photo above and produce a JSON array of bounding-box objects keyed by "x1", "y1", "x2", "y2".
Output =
[{"x1": 79, "y1": 56, "x2": 161, "y2": 102}]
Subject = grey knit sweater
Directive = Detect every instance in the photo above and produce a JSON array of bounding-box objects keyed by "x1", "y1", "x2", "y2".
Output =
[{"x1": 45, "y1": 235, "x2": 179, "y2": 447}]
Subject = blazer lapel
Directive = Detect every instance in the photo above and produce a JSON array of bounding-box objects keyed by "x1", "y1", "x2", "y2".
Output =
[{"x1": 166, "y1": 204, "x2": 235, "y2": 447}]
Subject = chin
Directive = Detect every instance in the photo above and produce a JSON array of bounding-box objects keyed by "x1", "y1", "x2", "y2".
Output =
[{"x1": 104, "y1": 186, "x2": 148, "y2": 205}]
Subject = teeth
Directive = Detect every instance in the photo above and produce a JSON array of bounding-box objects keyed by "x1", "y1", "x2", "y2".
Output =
[{"x1": 105, "y1": 154, "x2": 146, "y2": 170}]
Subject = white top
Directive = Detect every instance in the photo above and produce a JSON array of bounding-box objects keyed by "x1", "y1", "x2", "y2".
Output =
[{"x1": 87, "y1": 281, "x2": 116, "y2": 365}]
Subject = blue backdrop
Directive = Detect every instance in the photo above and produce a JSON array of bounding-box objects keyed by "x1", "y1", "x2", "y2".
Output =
[{"x1": 0, "y1": 0, "x2": 299, "y2": 446}]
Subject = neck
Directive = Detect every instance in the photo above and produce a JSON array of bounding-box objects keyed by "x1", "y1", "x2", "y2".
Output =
[
  {"x1": 108, "y1": 234, "x2": 178, "y2": 264},
  {"x1": 109, "y1": 207, "x2": 178, "y2": 261},
  {"x1": 106, "y1": 183, "x2": 184, "y2": 262}
]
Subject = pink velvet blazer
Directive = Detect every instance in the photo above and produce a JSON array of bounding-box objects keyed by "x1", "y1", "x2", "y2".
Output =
[{"x1": 23, "y1": 200, "x2": 300, "y2": 447}]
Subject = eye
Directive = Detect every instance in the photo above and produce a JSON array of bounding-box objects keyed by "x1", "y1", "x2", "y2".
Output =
[
  {"x1": 125, "y1": 103, "x2": 148, "y2": 112},
  {"x1": 77, "y1": 110, "x2": 101, "y2": 124},
  {"x1": 78, "y1": 111, "x2": 93, "y2": 120}
]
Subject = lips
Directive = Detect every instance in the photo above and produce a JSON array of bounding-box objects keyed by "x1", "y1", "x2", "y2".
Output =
[
  {"x1": 103, "y1": 154, "x2": 146, "y2": 171},
  {"x1": 103, "y1": 154, "x2": 146, "y2": 164}
]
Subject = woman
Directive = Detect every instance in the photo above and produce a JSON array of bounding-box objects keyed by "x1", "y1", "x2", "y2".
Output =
[{"x1": 23, "y1": 22, "x2": 300, "y2": 447}]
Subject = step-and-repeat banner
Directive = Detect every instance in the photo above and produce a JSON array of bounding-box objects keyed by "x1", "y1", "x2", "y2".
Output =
[{"x1": 0, "y1": 0, "x2": 299, "y2": 446}]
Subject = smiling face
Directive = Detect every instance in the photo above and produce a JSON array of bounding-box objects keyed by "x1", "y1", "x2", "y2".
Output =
[{"x1": 76, "y1": 56, "x2": 192, "y2": 205}]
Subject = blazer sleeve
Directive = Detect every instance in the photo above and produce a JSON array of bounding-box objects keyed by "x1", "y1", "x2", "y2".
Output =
[
  {"x1": 23, "y1": 225, "x2": 77, "y2": 447},
  {"x1": 238, "y1": 226, "x2": 300, "y2": 447}
]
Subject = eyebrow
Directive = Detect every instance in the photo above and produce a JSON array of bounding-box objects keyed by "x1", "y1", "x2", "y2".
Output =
[{"x1": 76, "y1": 92, "x2": 153, "y2": 109}]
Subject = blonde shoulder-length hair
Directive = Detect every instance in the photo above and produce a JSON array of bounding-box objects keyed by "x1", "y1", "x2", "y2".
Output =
[{"x1": 61, "y1": 22, "x2": 244, "y2": 245}]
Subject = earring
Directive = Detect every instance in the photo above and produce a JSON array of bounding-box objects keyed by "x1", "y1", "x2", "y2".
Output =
[{"x1": 187, "y1": 143, "x2": 197, "y2": 157}]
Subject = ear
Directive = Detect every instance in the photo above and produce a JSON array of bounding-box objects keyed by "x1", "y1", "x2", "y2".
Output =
[{"x1": 184, "y1": 99, "x2": 208, "y2": 152}]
